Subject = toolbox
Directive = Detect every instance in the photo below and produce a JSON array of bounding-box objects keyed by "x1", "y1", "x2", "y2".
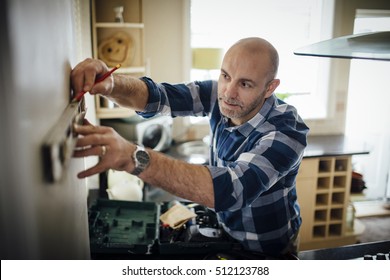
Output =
[{"x1": 88, "y1": 199, "x2": 240, "y2": 258}]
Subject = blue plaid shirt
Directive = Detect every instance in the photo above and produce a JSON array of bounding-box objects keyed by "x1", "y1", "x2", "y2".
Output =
[{"x1": 138, "y1": 78, "x2": 309, "y2": 255}]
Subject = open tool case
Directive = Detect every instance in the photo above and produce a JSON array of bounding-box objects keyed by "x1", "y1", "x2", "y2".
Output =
[{"x1": 88, "y1": 199, "x2": 239, "y2": 258}]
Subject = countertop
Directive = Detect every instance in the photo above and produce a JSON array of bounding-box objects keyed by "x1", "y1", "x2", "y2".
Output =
[
  {"x1": 304, "y1": 135, "x2": 370, "y2": 158},
  {"x1": 298, "y1": 240, "x2": 390, "y2": 260}
]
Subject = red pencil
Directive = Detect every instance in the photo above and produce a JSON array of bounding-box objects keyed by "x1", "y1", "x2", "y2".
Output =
[{"x1": 72, "y1": 64, "x2": 121, "y2": 102}]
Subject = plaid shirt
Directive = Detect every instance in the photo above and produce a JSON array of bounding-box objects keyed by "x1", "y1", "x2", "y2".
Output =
[{"x1": 139, "y1": 78, "x2": 309, "y2": 255}]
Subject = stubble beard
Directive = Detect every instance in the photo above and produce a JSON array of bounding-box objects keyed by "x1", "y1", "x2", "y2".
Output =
[{"x1": 218, "y1": 96, "x2": 264, "y2": 121}]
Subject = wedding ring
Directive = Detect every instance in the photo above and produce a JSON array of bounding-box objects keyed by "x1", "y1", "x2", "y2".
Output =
[{"x1": 101, "y1": 145, "x2": 106, "y2": 157}]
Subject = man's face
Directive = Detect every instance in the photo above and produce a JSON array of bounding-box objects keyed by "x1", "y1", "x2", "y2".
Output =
[{"x1": 217, "y1": 46, "x2": 277, "y2": 126}]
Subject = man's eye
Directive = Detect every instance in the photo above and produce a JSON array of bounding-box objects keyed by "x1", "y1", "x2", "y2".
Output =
[{"x1": 241, "y1": 82, "x2": 251, "y2": 88}]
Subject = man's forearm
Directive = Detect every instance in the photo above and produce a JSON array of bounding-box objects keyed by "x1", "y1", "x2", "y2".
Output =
[
  {"x1": 107, "y1": 74, "x2": 149, "y2": 111},
  {"x1": 97, "y1": 73, "x2": 214, "y2": 206},
  {"x1": 139, "y1": 150, "x2": 215, "y2": 208}
]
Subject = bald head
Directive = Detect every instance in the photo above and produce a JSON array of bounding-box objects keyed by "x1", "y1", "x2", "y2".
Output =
[{"x1": 227, "y1": 37, "x2": 279, "y2": 81}]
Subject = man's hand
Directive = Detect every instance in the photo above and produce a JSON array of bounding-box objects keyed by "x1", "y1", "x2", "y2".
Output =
[
  {"x1": 71, "y1": 58, "x2": 113, "y2": 98},
  {"x1": 73, "y1": 119, "x2": 135, "y2": 178}
]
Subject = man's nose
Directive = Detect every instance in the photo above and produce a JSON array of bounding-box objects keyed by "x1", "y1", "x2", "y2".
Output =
[{"x1": 224, "y1": 82, "x2": 238, "y2": 99}]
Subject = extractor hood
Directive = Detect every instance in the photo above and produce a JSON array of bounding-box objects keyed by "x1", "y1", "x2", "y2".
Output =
[{"x1": 294, "y1": 31, "x2": 390, "y2": 61}]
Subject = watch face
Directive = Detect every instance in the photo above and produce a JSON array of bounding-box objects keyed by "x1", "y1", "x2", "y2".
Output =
[
  {"x1": 132, "y1": 147, "x2": 150, "y2": 175},
  {"x1": 137, "y1": 150, "x2": 150, "y2": 164}
]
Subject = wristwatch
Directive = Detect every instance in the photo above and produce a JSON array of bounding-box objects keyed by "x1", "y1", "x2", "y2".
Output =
[{"x1": 131, "y1": 145, "x2": 150, "y2": 176}]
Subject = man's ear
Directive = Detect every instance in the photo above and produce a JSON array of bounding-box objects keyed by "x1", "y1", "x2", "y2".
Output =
[{"x1": 265, "y1": 79, "x2": 280, "y2": 98}]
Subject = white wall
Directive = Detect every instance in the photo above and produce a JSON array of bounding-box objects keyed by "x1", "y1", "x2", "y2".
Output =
[
  {"x1": 143, "y1": 0, "x2": 192, "y2": 139},
  {"x1": 337, "y1": 0, "x2": 390, "y2": 200},
  {"x1": 346, "y1": 60, "x2": 390, "y2": 199},
  {"x1": 143, "y1": 0, "x2": 191, "y2": 83},
  {"x1": 0, "y1": 0, "x2": 92, "y2": 259}
]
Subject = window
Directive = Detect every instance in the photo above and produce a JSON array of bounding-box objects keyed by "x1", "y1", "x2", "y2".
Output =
[
  {"x1": 191, "y1": 0, "x2": 334, "y2": 119},
  {"x1": 190, "y1": 0, "x2": 335, "y2": 120}
]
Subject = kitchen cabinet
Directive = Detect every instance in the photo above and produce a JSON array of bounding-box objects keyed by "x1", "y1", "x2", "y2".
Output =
[{"x1": 91, "y1": 0, "x2": 147, "y2": 119}]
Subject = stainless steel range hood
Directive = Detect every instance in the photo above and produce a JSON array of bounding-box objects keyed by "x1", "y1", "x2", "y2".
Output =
[{"x1": 294, "y1": 31, "x2": 390, "y2": 61}]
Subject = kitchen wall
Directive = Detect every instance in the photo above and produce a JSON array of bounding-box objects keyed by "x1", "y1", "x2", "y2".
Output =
[
  {"x1": 143, "y1": 0, "x2": 192, "y2": 140},
  {"x1": 334, "y1": 0, "x2": 390, "y2": 200},
  {"x1": 0, "y1": 0, "x2": 92, "y2": 259},
  {"x1": 143, "y1": 0, "x2": 190, "y2": 83},
  {"x1": 328, "y1": 0, "x2": 390, "y2": 134}
]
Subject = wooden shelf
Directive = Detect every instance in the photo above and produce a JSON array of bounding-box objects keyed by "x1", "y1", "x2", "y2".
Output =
[
  {"x1": 95, "y1": 107, "x2": 136, "y2": 119},
  {"x1": 92, "y1": 0, "x2": 146, "y2": 119},
  {"x1": 95, "y1": 22, "x2": 144, "y2": 28}
]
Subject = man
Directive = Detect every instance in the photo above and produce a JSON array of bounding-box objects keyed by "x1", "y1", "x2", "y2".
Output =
[{"x1": 72, "y1": 37, "x2": 309, "y2": 256}]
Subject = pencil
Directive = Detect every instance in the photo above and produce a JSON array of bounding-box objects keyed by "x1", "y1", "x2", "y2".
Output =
[{"x1": 72, "y1": 64, "x2": 121, "y2": 102}]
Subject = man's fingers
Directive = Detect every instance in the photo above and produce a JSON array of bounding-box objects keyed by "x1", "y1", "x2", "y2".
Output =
[
  {"x1": 77, "y1": 164, "x2": 106, "y2": 179},
  {"x1": 73, "y1": 145, "x2": 104, "y2": 158},
  {"x1": 82, "y1": 118, "x2": 93, "y2": 126},
  {"x1": 74, "y1": 123, "x2": 109, "y2": 137}
]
